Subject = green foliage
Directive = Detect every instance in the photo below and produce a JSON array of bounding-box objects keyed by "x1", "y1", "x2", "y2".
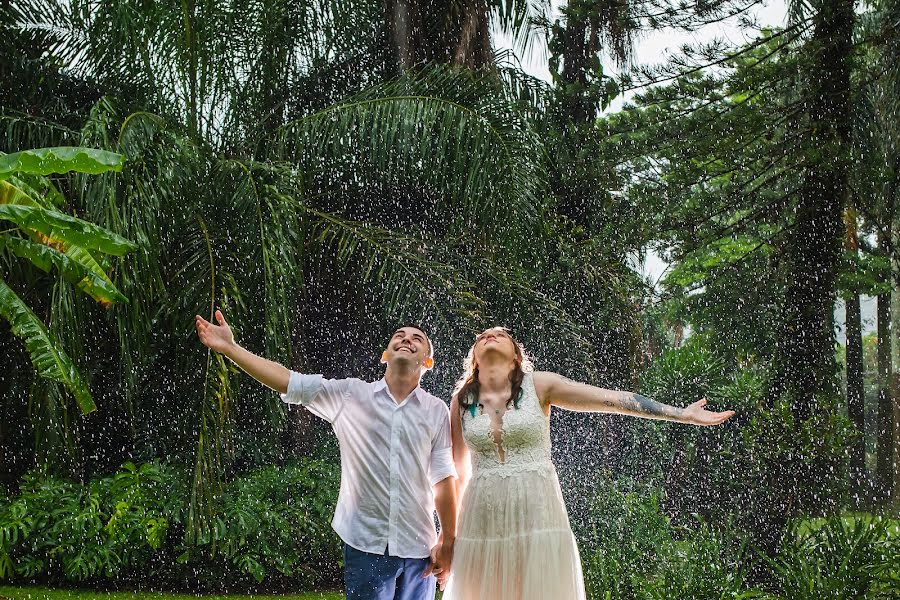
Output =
[
  {"x1": 0, "y1": 279, "x2": 95, "y2": 413},
  {"x1": 0, "y1": 146, "x2": 133, "y2": 417},
  {"x1": 0, "y1": 462, "x2": 180, "y2": 583},
  {"x1": 636, "y1": 527, "x2": 753, "y2": 600},
  {"x1": 0, "y1": 236, "x2": 127, "y2": 304},
  {"x1": 188, "y1": 462, "x2": 341, "y2": 589},
  {"x1": 757, "y1": 516, "x2": 900, "y2": 599},
  {"x1": 0, "y1": 147, "x2": 123, "y2": 179},
  {"x1": 580, "y1": 477, "x2": 754, "y2": 600},
  {"x1": 0, "y1": 460, "x2": 341, "y2": 592},
  {"x1": 628, "y1": 337, "x2": 855, "y2": 544},
  {"x1": 0, "y1": 204, "x2": 135, "y2": 256},
  {"x1": 580, "y1": 477, "x2": 673, "y2": 599},
  {"x1": 277, "y1": 65, "x2": 546, "y2": 237},
  {"x1": 579, "y1": 478, "x2": 897, "y2": 599}
]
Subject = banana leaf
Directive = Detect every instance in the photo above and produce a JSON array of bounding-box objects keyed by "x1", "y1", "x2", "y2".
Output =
[
  {"x1": 0, "y1": 278, "x2": 96, "y2": 413},
  {"x1": 0, "y1": 179, "x2": 41, "y2": 207},
  {"x1": 0, "y1": 236, "x2": 127, "y2": 304},
  {"x1": 0, "y1": 147, "x2": 124, "y2": 179},
  {"x1": 0, "y1": 204, "x2": 136, "y2": 256}
]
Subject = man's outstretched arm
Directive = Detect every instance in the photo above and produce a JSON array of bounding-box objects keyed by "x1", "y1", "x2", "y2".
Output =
[{"x1": 195, "y1": 310, "x2": 290, "y2": 394}]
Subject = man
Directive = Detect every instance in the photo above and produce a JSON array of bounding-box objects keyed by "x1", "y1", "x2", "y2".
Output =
[{"x1": 195, "y1": 310, "x2": 457, "y2": 599}]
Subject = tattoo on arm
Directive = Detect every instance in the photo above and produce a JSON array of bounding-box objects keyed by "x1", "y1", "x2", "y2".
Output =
[{"x1": 618, "y1": 392, "x2": 684, "y2": 419}]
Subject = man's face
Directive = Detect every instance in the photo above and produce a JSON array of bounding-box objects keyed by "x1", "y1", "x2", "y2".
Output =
[{"x1": 383, "y1": 326, "x2": 433, "y2": 370}]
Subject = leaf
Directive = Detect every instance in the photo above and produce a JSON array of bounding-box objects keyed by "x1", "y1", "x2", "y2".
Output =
[
  {"x1": 0, "y1": 147, "x2": 124, "y2": 179},
  {"x1": 0, "y1": 277, "x2": 96, "y2": 414},
  {"x1": 0, "y1": 204, "x2": 136, "y2": 256},
  {"x1": 8, "y1": 173, "x2": 67, "y2": 206},
  {"x1": 0, "y1": 236, "x2": 128, "y2": 304},
  {"x1": 0, "y1": 179, "x2": 41, "y2": 207}
]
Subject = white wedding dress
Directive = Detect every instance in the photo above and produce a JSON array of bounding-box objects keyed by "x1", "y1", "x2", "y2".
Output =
[{"x1": 443, "y1": 373, "x2": 586, "y2": 599}]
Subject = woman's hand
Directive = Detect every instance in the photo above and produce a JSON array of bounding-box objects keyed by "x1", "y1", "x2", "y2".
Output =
[{"x1": 682, "y1": 399, "x2": 735, "y2": 426}]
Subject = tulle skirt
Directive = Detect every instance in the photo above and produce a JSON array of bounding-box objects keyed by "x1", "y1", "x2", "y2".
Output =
[{"x1": 443, "y1": 462, "x2": 586, "y2": 600}]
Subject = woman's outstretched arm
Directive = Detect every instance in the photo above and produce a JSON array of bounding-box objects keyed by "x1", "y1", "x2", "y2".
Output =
[{"x1": 533, "y1": 371, "x2": 734, "y2": 426}]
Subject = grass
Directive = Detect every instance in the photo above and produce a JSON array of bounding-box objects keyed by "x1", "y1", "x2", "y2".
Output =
[
  {"x1": 796, "y1": 513, "x2": 900, "y2": 537},
  {"x1": 0, "y1": 587, "x2": 344, "y2": 600}
]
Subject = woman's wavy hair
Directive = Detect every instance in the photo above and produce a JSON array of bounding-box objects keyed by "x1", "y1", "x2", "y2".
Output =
[{"x1": 453, "y1": 327, "x2": 534, "y2": 414}]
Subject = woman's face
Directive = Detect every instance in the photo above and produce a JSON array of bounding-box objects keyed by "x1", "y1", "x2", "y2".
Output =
[{"x1": 473, "y1": 328, "x2": 518, "y2": 365}]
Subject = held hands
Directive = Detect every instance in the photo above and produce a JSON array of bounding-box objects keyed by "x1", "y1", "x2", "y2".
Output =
[
  {"x1": 424, "y1": 537, "x2": 454, "y2": 590},
  {"x1": 683, "y1": 399, "x2": 735, "y2": 426},
  {"x1": 195, "y1": 310, "x2": 236, "y2": 354}
]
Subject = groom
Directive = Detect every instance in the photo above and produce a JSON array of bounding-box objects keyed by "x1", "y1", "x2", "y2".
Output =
[{"x1": 195, "y1": 311, "x2": 457, "y2": 599}]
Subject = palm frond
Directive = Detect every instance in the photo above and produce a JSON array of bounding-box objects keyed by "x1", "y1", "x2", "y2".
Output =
[
  {"x1": 276, "y1": 65, "x2": 546, "y2": 238},
  {"x1": 304, "y1": 205, "x2": 486, "y2": 325},
  {"x1": 0, "y1": 114, "x2": 81, "y2": 153},
  {"x1": 490, "y1": 0, "x2": 552, "y2": 64}
]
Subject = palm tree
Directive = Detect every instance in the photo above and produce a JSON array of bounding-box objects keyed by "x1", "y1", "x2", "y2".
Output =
[{"x1": 3, "y1": 0, "x2": 603, "y2": 543}]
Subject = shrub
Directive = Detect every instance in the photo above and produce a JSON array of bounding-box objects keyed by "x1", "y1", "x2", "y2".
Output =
[
  {"x1": 756, "y1": 516, "x2": 899, "y2": 600},
  {"x1": 0, "y1": 462, "x2": 181, "y2": 583},
  {"x1": 632, "y1": 338, "x2": 855, "y2": 549},
  {"x1": 182, "y1": 461, "x2": 341, "y2": 591},
  {"x1": 579, "y1": 477, "x2": 673, "y2": 599},
  {"x1": 0, "y1": 459, "x2": 341, "y2": 592},
  {"x1": 636, "y1": 524, "x2": 753, "y2": 600},
  {"x1": 579, "y1": 476, "x2": 755, "y2": 600}
]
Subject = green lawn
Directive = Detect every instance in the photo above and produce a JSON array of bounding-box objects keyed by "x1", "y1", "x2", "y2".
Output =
[{"x1": 0, "y1": 587, "x2": 343, "y2": 600}]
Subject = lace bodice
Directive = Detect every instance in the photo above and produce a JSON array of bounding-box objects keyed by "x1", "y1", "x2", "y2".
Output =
[{"x1": 461, "y1": 373, "x2": 552, "y2": 475}]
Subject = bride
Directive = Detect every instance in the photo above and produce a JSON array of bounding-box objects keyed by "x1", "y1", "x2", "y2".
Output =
[{"x1": 442, "y1": 327, "x2": 734, "y2": 599}]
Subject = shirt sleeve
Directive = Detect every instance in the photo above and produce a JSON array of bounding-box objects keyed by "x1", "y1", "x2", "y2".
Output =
[
  {"x1": 280, "y1": 372, "x2": 348, "y2": 423},
  {"x1": 429, "y1": 403, "x2": 458, "y2": 486}
]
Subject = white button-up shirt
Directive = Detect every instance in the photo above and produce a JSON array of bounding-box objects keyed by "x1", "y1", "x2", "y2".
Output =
[{"x1": 281, "y1": 373, "x2": 456, "y2": 558}]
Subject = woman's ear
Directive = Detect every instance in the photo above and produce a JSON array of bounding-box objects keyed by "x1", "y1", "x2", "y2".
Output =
[
  {"x1": 423, "y1": 357, "x2": 434, "y2": 370},
  {"x1": 381, "y1": 351, "x2": 388, "y2": 364}
]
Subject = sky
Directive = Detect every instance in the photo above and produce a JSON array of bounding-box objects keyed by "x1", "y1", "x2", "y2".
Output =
[{"x1": 493, "y1": 0, "x2": 878, "y2": 338}]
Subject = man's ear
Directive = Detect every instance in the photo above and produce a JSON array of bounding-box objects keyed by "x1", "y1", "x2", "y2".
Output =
[
  {"x1": 381, "y1": 351, "x2": 388, "y2": 364},
  {"x1": 423, "y1": 357, "x2": 434, "y2": 370}
]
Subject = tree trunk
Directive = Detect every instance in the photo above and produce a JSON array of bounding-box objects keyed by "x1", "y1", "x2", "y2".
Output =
[
  {"x1": 384, "y1": 0, "x2": 424, "y2": 70},
  {"x1": 876, "y1": 245, "x2": 894, "y2": 501},
  {"x1": 560, "y1": 8, "x2": 592, "y2": 124},
  {"x1": 772, "y1": 0, "x2": 853, "y2": 420},
  {"x1": 893, "y1": 279, "x2": 900, "y2": 506},
  {"x1": 844, "y1": 208, "x2": 866, "y2": 499},
  {"x1": 452, "y1": 0, "x2": 492, "y2": 68},
  {"x1": 764, "y1": 0, "x2": 854, "y2": 551},
  {"x1": 385, "y1": 0, "x2": 493, "y2": 71},
  {"x1": 885, "y1": 168, "x2": 900, "y2": 507}
]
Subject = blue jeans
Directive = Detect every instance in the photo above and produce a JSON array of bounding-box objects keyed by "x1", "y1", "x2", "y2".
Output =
[{"x1": 343, "y1": 543, "x2": 436, "y2": 600}]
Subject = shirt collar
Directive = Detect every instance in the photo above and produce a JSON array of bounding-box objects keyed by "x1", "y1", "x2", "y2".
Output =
[{"x1": 374, "y1": 378, "x2": 424, "y2": 404}]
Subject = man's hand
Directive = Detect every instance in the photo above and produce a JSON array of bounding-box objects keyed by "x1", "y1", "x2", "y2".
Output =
[
  {"x1": 195, "y1": 310, "x2": 236, "y2": 354},
  {"x1": 423, "y1": 538, "x2": 454, "y2": 590},
  {"x1": 683, "y1": 399, "x2": 735, "y2": 426}
]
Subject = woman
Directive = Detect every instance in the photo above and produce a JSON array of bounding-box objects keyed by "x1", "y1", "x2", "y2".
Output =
[{"x1": 443, "y1": 327, "x2": 734, "y2": 599}]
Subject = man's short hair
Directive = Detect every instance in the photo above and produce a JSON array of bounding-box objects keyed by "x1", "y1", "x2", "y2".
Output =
[{"x1": 395, "y1": 323, "x2": 434, "y2": 358}]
